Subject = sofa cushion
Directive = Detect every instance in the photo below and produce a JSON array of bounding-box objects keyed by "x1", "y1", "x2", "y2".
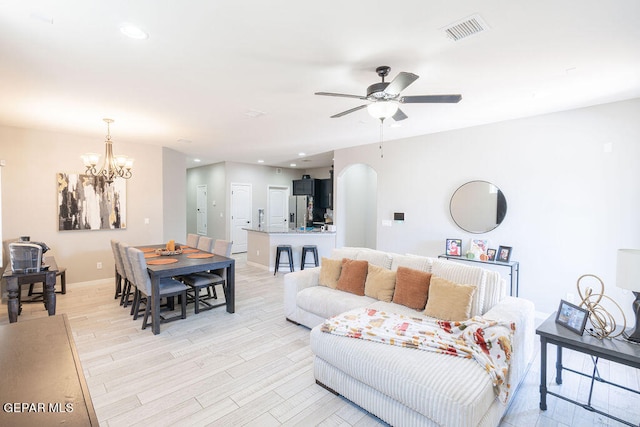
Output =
[
  {"x1": 331, "y1": 247, "x2": 362, "y2": 260},
  {"x1": 318, "y1": 257, "x2": 342, "y2": 289},
  {"x1": 297, "y1": 286, "x2": 377, "y2": 320},
  {"x1": 431, "y1": 259, "x2": 486, "y2": 316},
  {"x1": 364, "y1": 264, "x2": 396, "y2": 302},
  {"x1": 336, "y1": 259, "x2": 368, "y2": 296},
  {"x1": 392, "y1": 267, "x2": 432, "y2": 310},
  {"x1": 423, "y1": 276, "x2": 476, "y2": 321},
  {"x1": 390, "y1": 253, "x2": 433, "y2": 272},
  {"x1": 356, "y1": 249, "x2": 393, "y2": 269}
]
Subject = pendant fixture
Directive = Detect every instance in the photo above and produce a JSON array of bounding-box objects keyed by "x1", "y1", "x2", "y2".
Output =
[{"x1": 82, "y1": 118, "x2": 133, "y2": 184}]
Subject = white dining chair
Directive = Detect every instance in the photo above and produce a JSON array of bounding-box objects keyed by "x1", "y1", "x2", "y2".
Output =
[{"x1": 186, "y1": 233, "x2": 200, "y2": 248}]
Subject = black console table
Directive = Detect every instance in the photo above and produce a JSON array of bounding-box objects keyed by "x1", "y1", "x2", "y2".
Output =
[
  {"x1": 438, "y1": 254, "x2": 520, "y2": 296},
  {"x1": 537, "y1": 312, "x2": 640, "y2": 426}
]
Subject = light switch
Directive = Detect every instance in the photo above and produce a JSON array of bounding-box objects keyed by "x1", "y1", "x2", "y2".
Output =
[{"x1": 381, "y1": 220, "x2": 393, "y2": 227}]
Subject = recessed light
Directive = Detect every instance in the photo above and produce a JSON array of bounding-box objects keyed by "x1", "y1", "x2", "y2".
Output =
[
  {"x1": 290, "y1": 163, "x2": 297, "y2": 167},
  {"x1": 193, "y1": 158, "x2": 201, "y2": 163},
  {"x1": 298, "y1": 152, "x2": 306, "y2": 157},
  {"x1": 120, "y1": 23, "x2": 149, "y2": 40},
  {"x1": 257, "y1": 159, "x2": 264, "y2": 163}
]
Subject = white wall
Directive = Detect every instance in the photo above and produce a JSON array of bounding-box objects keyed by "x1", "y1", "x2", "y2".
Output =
[
  {"x1": 334, "y1": 98, "x2": 640, "y2": 320},
  {"x1": 0, "y1": 125, "x2": 170, "y2": 283}
]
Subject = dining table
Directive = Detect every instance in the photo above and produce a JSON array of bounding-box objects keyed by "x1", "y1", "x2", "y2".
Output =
[{"x1": 140, "y1": 244, "x2": 235, "y2": 335}]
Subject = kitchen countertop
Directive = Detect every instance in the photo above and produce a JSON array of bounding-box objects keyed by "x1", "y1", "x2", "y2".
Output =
[{"x1": 244, "y1": 227, "x2": 335, "y2": 235}]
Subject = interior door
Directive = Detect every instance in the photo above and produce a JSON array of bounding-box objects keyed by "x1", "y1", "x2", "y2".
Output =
[
  {"x1": 196, "y1": 185, "x2": 207, "y2": 235},
  {"x1": 268, "y1": 186, "x2": 289, "y2": 231},
  {"x1": 230, "y1": 183, "x2": 252, "y2": 253}
]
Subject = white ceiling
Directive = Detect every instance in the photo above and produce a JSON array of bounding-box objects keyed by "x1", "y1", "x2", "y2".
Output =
[{"x1": 1, "y1": 1, "x2": 639, "y2": 169}]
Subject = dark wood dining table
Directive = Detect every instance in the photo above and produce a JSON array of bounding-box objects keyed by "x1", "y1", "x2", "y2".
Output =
[{"x1": 141, "y1": 244, "x2": 235, "y2": 335}]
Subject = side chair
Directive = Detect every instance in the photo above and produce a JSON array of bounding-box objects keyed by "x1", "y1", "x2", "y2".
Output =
[
  {"x1": 127, "y1": 247, "x2": 188, "y2": 330},
  {"x1": 110, "y1": 239, "x2": 125, "y2": 299},
  {"x1": 180, "y1": 239, "x2": 232, "y2": 314},
  {"x1": 186, "y1": 233, "x2": 200, "y2": 248}
]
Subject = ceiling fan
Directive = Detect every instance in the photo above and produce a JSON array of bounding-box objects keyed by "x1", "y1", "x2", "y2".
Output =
[{"x1": 315, "y1": 65, "x2": 462, "y2": 121}]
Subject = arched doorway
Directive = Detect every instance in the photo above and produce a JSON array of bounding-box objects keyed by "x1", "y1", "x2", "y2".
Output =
[{"x1": 337, "y1": 163, "x2": 377, "y2": 249}]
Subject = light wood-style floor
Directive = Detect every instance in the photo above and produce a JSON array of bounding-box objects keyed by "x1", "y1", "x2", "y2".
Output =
[{"x1": 2, "y1": 254, "x2": 639, "y2": 426}]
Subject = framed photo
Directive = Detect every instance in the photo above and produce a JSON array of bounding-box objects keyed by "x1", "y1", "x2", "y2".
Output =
[
  {"x1": 497, "y1": 245, "x2": 512, "y2": 263},
  {"x1": 445, "y1": 238, "x2": 462, "y2": 256},
  {"x1": 555, "y1": 300, "x2": 589, "y2": 335},
  {"x1": 486, "y1": 248, "x2": 497, "y2": 261},
  {"x1": 470, "y1": 239, "x2": 488, "y2": 255}
]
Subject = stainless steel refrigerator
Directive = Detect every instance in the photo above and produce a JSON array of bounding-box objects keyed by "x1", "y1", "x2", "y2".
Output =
[{"x1": 288, "y1": 196, "x2": 309, "y2": 230}]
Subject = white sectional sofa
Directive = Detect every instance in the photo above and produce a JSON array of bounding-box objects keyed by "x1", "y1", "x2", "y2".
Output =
[{"x1": 284, "y1": 247, "x2": 535, "y2": 427}]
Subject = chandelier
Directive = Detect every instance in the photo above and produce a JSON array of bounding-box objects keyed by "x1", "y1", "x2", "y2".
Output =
[{"x1": 82, "y1": 118, "x2": 133, "y2": 183}]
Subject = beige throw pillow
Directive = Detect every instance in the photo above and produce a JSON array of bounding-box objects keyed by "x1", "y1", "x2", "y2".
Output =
[
  {"x1": 392, "y1": 266, "x2": 432, "y2": 310},
  {"x1": 318, "y1": 257, "x2": 342, "y2": 289},
  {"x1": 364, "y1": 264, "x2": 396, "y2": 302},
  {"x1": 423, "y1": 276, "x2": 477, "y2": 321},
  {"x1": 336, "y1": 259, "x2": 368, "y2": 296}
]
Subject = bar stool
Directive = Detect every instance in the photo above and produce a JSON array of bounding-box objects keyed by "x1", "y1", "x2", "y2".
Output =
[
  {"x1": 274, "y1": 245, "x2": 294, "y2": 275},
  {"x1": 301, "y1": 245, "x2": 319, "y2": 270},
  {"x1": 27, "y1": 267, "x2": 67, "y2": 297}
]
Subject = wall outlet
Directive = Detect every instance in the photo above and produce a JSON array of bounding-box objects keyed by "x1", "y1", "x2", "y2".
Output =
[{"x1": 97, "y1": 262, "x2": 103, "y2": 269}]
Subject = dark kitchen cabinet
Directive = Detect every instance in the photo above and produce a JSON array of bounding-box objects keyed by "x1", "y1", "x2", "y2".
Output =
[
  {"x1": 317, "y1": 179, "x2": 333, "y2": 209},
  {"x1": 292, "y1": 179, "x2": 317, "y2": 196}
]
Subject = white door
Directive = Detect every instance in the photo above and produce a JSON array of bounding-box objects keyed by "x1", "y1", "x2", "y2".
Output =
[
  {"x1": 268, "y1": 186, "x2": 289, "y2": 231},
  {"x1": 196, "y1": 185, "x2": 207, "y2": 235},
  {"x1": 230, "y1": 183, "x2": 252, "y2": 253}
]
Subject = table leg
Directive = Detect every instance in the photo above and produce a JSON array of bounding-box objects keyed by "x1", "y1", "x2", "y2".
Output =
[
  {"x1": 6, "y1": 277, "x2": 20, "y2": 323},
  {"x1": 540, "y1": 336, "x2": 548, "y2": 410},
  {"x1": 555, "y1": 345, "x2": 563, "y2": 384},
  {"x1": 226, "y1": 261, "x2": 235, "y2": 313},
  {"x1": 44, "y1": 271, "x2": 57, "y2": 316},
  {"x1": 152, "y1": 276, "x2": 161, "y2": 335}
]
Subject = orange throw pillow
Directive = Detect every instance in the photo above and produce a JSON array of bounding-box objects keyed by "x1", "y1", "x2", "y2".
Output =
[
  {"x1": 336, "y1": 259, "x2": 368, "y2": 296},
  {"x1": 392, "y1": 266, "x2": 432, "y2": 310}
]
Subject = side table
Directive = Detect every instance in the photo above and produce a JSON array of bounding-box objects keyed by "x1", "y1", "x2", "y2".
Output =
[{"x1": 537, "y1": 312, "x2": 640, "y2": 426}]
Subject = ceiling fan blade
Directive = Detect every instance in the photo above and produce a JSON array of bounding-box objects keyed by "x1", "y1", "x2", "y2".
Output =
[
  {"x1": 392, "y1": 108, "x2": 408, "y2": 121},
  {"x1": 330, "y1": 104, "x2": 368, "y2": 118},
  {"x1": 315, "y1": 92, "x2": 367, "y2": 100},
  {"x1": 400, "y1": 94, "x2": 462, "y2": 103},
  {"x1": 384, "y1": 72, "x2": 419, "y2": 96}
]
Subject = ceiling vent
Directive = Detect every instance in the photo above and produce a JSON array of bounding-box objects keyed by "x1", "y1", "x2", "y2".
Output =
[{"x1": 442, "y1": 14, "x2": 490, "y2": 41}]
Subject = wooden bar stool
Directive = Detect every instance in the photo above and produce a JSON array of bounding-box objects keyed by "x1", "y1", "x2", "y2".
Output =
[
  {"x1": 301, "y1": 245, "x2": 319, "y2": 270},
  {"x1": 274, "y1": 245, "x2": 294, "y2": 275},
  {"x1": 27, "y1": 267, "x2": 67, "y2": 297}
]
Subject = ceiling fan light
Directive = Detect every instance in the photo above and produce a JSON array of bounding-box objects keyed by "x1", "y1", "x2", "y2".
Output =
[{"x1": 367, "y1": 101, "x2": 398, "y2": 120}]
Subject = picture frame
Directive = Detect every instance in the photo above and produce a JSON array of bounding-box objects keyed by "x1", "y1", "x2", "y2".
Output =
[
  {"x1": 555, "y1": 300, "x2": 589, "y2": 335},
  {"x1": 486, "y1": 248, "x2": 497, "y2": 261},
  {"x1": 497, "y1": 245, "x2": 512, "y2": 263},
  {"x1": 470, "y1": 239, "x2": 488, "y2": 255},
  {"x1": 445, "y1": 238, "x2": 462, "y2": 256}
]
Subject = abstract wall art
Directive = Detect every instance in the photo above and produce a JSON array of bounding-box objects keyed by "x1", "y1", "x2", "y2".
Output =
[{"x1": 57, "y1": 173, "x2": 126, "y2": 231}]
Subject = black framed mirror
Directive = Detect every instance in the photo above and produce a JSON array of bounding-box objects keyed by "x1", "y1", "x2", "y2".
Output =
[{"x1": 449, "y1": 180, "x2": 507, "y2": 234}]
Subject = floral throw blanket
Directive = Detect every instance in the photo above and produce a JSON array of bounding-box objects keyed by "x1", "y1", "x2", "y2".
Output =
[{"x1": 320, "y1": 308, "x2": 515, "y2": 403}]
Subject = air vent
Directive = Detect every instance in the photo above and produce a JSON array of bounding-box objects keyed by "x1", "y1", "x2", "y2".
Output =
[{"x1": 442, "y1": 14, "x2": 490, "y2": 41}]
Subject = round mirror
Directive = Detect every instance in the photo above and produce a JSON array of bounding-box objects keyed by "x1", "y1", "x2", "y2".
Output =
[{"x1": 449, "y1": 180, "x2": 507, "y2": 234}]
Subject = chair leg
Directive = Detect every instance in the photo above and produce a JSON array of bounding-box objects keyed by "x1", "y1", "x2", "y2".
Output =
[
  {"x1": 132, "y1": 289, "x2": 141, "y2": 319},
  {"x1": 142, "y1": 301, "x2": 151, "y2": 330},
  {"x1": 28, "y1": 283, "x2": 35, "y2": 296},
  {"x1": 181, "y1": 292, "x2": 187, "y2": 319},
  {"x1": 114, "y1": 272, "x2": 122, "y2": 299},
  {"x1": 274, "y1": 249, "x2": 281, "y2": 275},
  {"x1": 301, "y1": 249, "x2": 306, "y2": 270},
  {"x1": 120, "y1": 279, "x2": 130, "y2": 306},
  {"x1": 288, "y1": 249, "x2": 294, "y2": 272},
  {"x1": 194, "y1": 287, "x2": 200, "y2": 314}
]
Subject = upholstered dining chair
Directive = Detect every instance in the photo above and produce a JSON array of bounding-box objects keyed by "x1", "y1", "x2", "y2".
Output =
[
  {"x1": 186, "y1": 233, "x2": 200, "y2": 248},
  {"x1": 110, "y1": 239, "x2": 125, "y2": 300},
  {"x1": 196, "y1": 236, "x2": 214, "y2": 252},
  {"x1": 127, "y1": 247, "x2": 188, "y2": 330},
  {"x1": 118, "y1": 242, "x2": 138, "y2": 313},
  {"x1": 180, "y1": 239, "x2": 232, "y2": 314}
]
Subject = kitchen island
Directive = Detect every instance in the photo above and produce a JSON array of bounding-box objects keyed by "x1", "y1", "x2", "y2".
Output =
[{"x1": 244, "y1": 228, "x2": 336, "y2": 272}]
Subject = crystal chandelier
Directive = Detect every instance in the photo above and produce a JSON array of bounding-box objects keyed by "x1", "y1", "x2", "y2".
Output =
[{"x1": 82, "y1": 118, "x2": 133, "y2": 184}]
